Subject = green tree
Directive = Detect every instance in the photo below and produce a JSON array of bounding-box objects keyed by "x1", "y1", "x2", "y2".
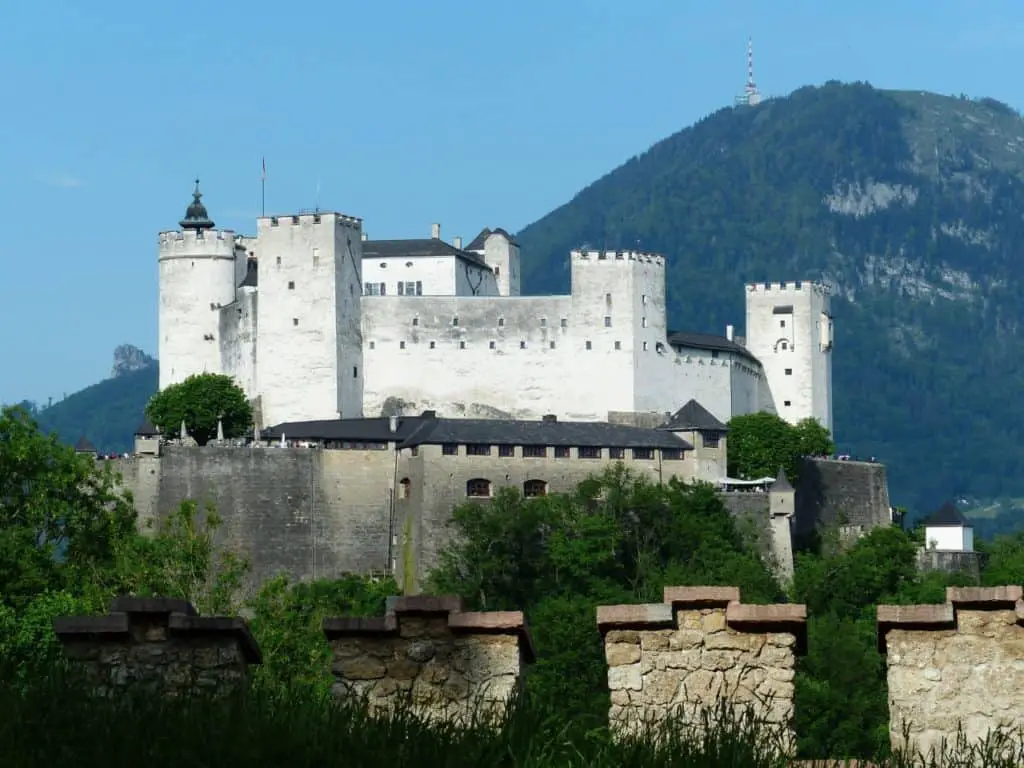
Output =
[
  {"x1": 726, "y1": 412, "x2": 834, "y2": 484},
  {"x1": 145, "y1": 373, "x2": 253, "y2": 445}
]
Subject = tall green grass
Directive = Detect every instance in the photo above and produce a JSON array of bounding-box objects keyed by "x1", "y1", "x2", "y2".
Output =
[{"x1": 1, "y1": 664, "x2": 1020, "y2": 767}]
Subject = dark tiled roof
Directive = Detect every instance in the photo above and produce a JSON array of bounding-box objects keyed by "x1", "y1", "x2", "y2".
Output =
[
  {"x1": 135, "y1": 418, "x2": 158, "y2": 436},
  {"x1": 74, "y1": 436, "x2": 96, "y2": 452},
  {"x1": 264, "y1": 415, "x2": 692, "y2": 451},
  {"x1": 661, "y1": 399, "x2": 728, "y2": 432},
  {"x1": 666, "y1": 331, "x2": 760, "y2": 365},
  {"x1": 466, "y1": 227, "x2": 516, "y2": 251},
  {"x1": 923, "y1": 501, "x2": 972, "y2": 528},
  {"x1": 772, "y1": 466, "x2": 794, "y2": 492},
  {"x1": 362, "y1": 239, "x2": 490, "y2": 268},
  {"x1": 240, "y1": 258, "x2": 258, "y2": 288}
]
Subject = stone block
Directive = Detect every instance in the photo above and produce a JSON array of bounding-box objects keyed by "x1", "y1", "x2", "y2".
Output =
[
  {"x1": 323, "y1": 593, "x2": 533, "y2": 726},
  {"x1": 877, "y1": 585, "x2": 1024, "y2": 757},
  {"x1": 53, "y1": 596, "x2": 260, "y2": 698},
  {"x1": 596, "y1": 586, "x2": 805, "y2": 752}
]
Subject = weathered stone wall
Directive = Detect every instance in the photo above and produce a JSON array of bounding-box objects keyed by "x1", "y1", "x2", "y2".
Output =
[
  {"x1": 596, "y1": 586, "x2": 806, "y2": 749},
  {"x1": 53, "y1": 597, "x2": 261, "y2": 697},
  {"x1": 323, "y1": 595, "x2": 534, "y2": 725},
  {"x1": 877, "y1": 586, "x2": 1024, "y2": 757},
  {"x1": 795, "y1": 457, "x2": 891, "y2": 539}
]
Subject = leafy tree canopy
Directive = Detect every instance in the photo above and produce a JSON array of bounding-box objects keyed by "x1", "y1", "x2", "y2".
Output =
[
  {"x1": 145, "y1": 373, "x2": 253, "y2": 446},
  {"x1": 726, "y1": 412, "x2": 834, "y2": 483}
]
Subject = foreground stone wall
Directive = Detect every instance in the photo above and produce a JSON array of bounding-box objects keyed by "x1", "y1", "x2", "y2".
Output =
[
  {"x1": 53, "y1": 597, "x2": 261, "y2": 697},
  {"x1": 323, "y1": 595, "x2": 534, "y2": 725},
  {"x1": 878, "y1": 585, "x2": 1024, "y2": 757},
  {"x1": 596, "y1": 586, "x2": 806, "y2": 749}
]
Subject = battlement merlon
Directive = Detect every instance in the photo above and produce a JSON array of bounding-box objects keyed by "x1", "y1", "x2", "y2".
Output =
[
  {"x1": 745, "y1": 280, "x2": 832, "y2": 297},
  {"x1": 158, "y1": 229, "x2": 237, "y2": 258},
  {"x1": 570, "y1": 249, "x2": 665, "y2": 267},
  {"x1": 256, "y1": 211, "x2": 364, "y2": 232}
]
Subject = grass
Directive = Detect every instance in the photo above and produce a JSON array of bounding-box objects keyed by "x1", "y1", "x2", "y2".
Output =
[{"x1": 2, "y1": 665, "x2": 1022, "y2": 767}]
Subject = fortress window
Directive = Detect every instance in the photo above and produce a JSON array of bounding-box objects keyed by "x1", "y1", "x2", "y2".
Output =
[
  {"x1": 489, "y1": 341, "x2": 496, "y2": 349},
  {"x1": 711, "y1": 350, "x2": 719, "y2": 359},
  {"x1": 605, "y1": 293, "x2": 612, "y2": 303},
  {"x1": 353, "y1": 366, "x2": 358, "y2": 378},
  {"x1": 400, "y1": 341, "x2": 406, "y2": 349},
  {"x1": 466, "y1": 478, "x2": 492, "y2": 498},
  {"x1": 498, "y1": 445, "x2": 514, "y2": 457},
  {"x1": 379, "y1": 262, "x2": 387, "y2": 268},
  {"x1": 413, "y1": 317, "x2": 419, "y2": 326},
  {"x1": 398, "y1": 479, "x2": 411, "y2": 499},
  {"x1": 702, "y1": 432, "x2": 720, "y2": 449},
  {"x1": 780, "y1": 320, "x2": 786, "y2": 328},
  {"x1": 554, "y1": 446, "x2": 570, "y2": 459},
  {"x1": 452, "y1": 317, "x2": 459, "y2": 326},
  {"x1": 540, "y1": 318, "x2": 547, "y2": 327},
  {"x1": 369, "y1": 341, "x2": 375, "y2": 349},
  {"x1": 609, "y1": 448, "x2": 625, "y2": 459},
  {"x1": 604, "y1": 316, "x2": 612, "y2": 327},
  {"x1": 642, "y1": 342, "x2": 648, "y2": 351},
  {"x1": 466, "y1": 444, "x2": 492, "y2": 456},
  {"x1": 429, "y1": 341, "x2": 436, "y2": 349},
  {"x1": 292, "y1": 318, "x2": 299, "y2": 326},
  {"x1": 642, "y1": 317, "x2": 647, "y2": 328},
  {"x1": 781, "y1": 341, "x2": 788, "y2": 350},
  {"x1": 560, "y1": 318, "x2": 568, "y2": 329},
  {"x1": 494, "y1": 266, "x2": 500, "y2": 277},
  {"x1": 578, "y1": 446, "x2": 600, "y2": 459},
  {"x1": 662, "y1": 448, "x2": 683, "y2": 461},
  {"x1": 785, "y1": 368, "x2": 792, "y2": 375},
  {"x1": 520, "y1": 341, "x2": 527, "y2": 349},
  {"x1": 416, "y1": 280, "x2": 423, "y2": 295},
  {"x1": 614, "y1": 341, "x2": 622, "y2": 350},
  {"x1": 523, "y1": 445, "x2": 546, "y2": 458},
  {"x1": 276, "y1": 256, "x2": 281, "y2": 265},
  {"x1": 498, "y1": 318, "x2": 505, "y2": 327},
  {"x1": 549, "y1": 342, "x2": 555, "y2": 349},
  {"x1": 442, "y1": 444, "x2": 459, "y2": 456},
  {"x1": 523, "y1": 479, "x2": 548, "y2": 498},
  {"x1": 288, "y1": 281, "x2": 295, "y2": 290},
  {"x1": 585, "y1": 341, "x2": 592, "y2": 350},
  {"x1": 642, "y1": 294, "x2": 648, "y2": 305},
  {"x1": 459, "y1": 341, "x2": 466, "y2": 349},
  {"x1": 632, "y1": 448, "x2": 654, "y2": 460},
  {"x1": 783, "y1": 400, "x2": 791, "y2": 407}
]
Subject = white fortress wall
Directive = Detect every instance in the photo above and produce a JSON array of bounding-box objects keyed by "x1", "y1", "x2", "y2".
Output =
[
  {"x1": 219, "y1": 286, "x2": 258, "y2": 400},
  {"x1": 728, "y1": 355, "x2": 763, "y2": 420},
  {"x1": 361, "y1": 293, "x2": 637, "y2": 421},
  {"x1": 158, "y1": 229, "x2": 237, "y2": 389},
  {"x1": 454, "y1": 259, "x2": 499, "y2": 296}
]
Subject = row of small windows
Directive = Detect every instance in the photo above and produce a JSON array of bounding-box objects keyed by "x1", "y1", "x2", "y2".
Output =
[
  {"x1": 370, "y1": 339, "x2": 664, "y2": 352},
  {"x1": 438, "y1": 444, "x2": 684, "y2": 461},
  {"x1": 397, "y1": 478, "x2": 548, "y2": 499},
  {"x1": 365, "y1": 281, "x2": 424, "y2": 296},
  {"x1": 397, "y1": 316, "x2": 646, "y2": 330}
]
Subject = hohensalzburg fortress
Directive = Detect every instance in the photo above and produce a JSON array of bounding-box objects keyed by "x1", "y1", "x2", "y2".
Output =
[{"x1": 158, "y1": 182, "x2": 834, "y2": 432}]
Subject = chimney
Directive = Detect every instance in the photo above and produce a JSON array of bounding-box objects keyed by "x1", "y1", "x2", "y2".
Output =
[
  {"x1": 361, "y1": 232, "x2": 368, "y2": 242},
  {"x1": 453, "y1": 236, "x2": 462, "y2": 249},
  {"x1": 726, "y1": 324, "x2": 735, "y2": 342},
  {"x1": 542, "y1": 414, "x2": 557, "y2": 423},
  {"x1": 388, "y1": 416, "x2": 398, "y2": 433},
  {"x1": 431, "y1": 223, "x2": 441, "y2": 240}
]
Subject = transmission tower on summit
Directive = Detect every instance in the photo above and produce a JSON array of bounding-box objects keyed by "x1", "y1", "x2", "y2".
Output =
[{"x1": 735, "y1": 37, "x2": 763, "y2": 107}]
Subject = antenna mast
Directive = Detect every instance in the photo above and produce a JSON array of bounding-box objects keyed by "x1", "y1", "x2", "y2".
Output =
[{"x1": 735, "y1": 37, "x2": 763, "y2": 107}]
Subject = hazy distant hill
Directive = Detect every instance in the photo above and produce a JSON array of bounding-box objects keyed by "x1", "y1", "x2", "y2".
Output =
[{"x1": 516, "y1": 81, "x2": 1024, "y2": 525}]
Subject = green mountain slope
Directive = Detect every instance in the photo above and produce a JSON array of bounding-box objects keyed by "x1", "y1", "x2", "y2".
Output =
[{"x1": 516, "y1": 81, "x2": 1024, "y2": 517}]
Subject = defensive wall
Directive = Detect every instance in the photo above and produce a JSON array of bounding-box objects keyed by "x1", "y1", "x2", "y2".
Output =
[
  {"x1": 51, "y1": 585, "x2": 1024, "y2": 755},
  {"x1": 111, "y1": 448, "x2": 893, "y2": 594}
]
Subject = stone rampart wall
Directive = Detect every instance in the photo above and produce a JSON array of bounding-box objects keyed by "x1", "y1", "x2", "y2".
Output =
[
  {"x1": 877, "y1": 585, "x2": 1024, "y2": 757},
  {"x1": 796, "y1": 458, "x2": 890, "y2": 539},
  {"x1": 53, "y1": 597, "x2": 261, "y2": 697},
  {"x1": 323, "y1": 595, "x2": 534, "y2": 725},
  {"x1": 596, "y1": 586, "x2": 806, "y2": 749}
]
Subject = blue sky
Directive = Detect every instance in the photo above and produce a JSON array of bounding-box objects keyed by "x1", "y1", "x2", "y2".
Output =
[{"x1": 1, "y1": 0, "x2": 1020, "y2": 405}]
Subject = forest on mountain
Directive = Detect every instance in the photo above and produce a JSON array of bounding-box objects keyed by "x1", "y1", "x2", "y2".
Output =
[
  {"x1": 517, "y1": 81, "x2": 1024, "y2": 528},
  {"x1": 3, "y1": 403, "x2": 1024, "y2": 765}
]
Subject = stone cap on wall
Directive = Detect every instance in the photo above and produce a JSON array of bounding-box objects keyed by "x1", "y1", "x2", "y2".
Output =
[
  {"x1": 877, "y1": 585, "x2": 1024, "y2": 653},
  {"x1": 52, "y1": 596, "x2": 262, "y2": 664},
  {"x1": 595, "y1": 586, "x2": 808, "y2": 654},
  {"x1": 321, "y1": 594, "x2": 536, "y2": 663}
]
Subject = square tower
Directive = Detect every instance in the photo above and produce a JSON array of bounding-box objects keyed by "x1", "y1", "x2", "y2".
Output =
[
  {"x1": 254, "y1": 212, "x2": 364, "y2": 427},
  {"x1": 744, "y1": 281, "x2": 833, "y2": 434}
]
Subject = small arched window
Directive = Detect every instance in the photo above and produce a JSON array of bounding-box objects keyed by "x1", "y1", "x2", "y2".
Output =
[
  {"x1": 466, "y1": 478, "x2": 492, "y2": 498},
  {"x1": 523, "y1": 479, "x2": 548, "y2": 498},
  {"x1": 398, "y1": 478, "x2": 411, "y2": 499}
]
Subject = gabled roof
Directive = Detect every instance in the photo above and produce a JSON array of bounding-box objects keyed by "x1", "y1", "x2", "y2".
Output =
[
  {"x1": 666, "y1": 331, "x2": 760, "y2": 365},
  {"x1": 772, "y1": 466, "x2": 794, "y2": 492},
  {"x1": 923, "y1": 501, "x2": 973, "y2": 528},
  {"x1": 74, "y1": 436, "x2": 96, "y2": 453},
  {"x1": 466, "y1": 227, "x2": 516, "y2": 251},
  {"x1": 661, "y1": 399, "x2": 728, "y2": 432},
  {"x1": 264, "y1": 414, "x2": 693, "y2": 451},
  {"x1": 362, "y1": 239, "x2": 490, "y2": 268},
  {"x1": 135, "y1": 418, "x2": 159, "y2": 437}
]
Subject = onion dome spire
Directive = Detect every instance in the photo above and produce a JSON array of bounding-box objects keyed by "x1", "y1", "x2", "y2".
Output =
[{"x1": 179, "y1": 178, "x2": 215, "y2": 232}]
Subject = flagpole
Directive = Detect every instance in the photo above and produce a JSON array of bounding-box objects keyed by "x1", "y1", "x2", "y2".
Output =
[{"x1": 261, "y1": 157, "x2": 266, "y2": 217}]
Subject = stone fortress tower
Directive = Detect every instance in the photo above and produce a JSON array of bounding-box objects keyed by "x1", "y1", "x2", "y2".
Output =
[{"x1": 156, "y1": 182, "x2": 835, "y2": 436}]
